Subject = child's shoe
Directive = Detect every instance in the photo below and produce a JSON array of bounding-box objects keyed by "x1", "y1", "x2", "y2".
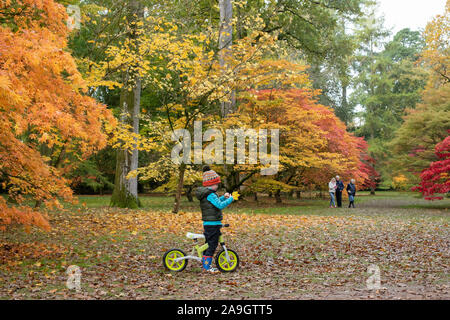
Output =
[
  {"x1": 202, "y1": 256, "x2": 213, "y2": 270},
  {"x1": 205, "y1": 267, "x2": 219, "y2": 274},
  {"x1": 202, "y1": 256, "x2": 219, "y2": 274}
]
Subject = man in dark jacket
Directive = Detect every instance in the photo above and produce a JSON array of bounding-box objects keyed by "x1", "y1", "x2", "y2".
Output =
[
  {"x1": 335, "y1": 176, "x2": 345, "y2": 208},
  {"x1": 346, "y1": 179, "x2": 356, "y2": 208}
]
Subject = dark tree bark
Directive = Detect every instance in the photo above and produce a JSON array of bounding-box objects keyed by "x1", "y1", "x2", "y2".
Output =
[
  {"x1": 173, "y1": 164, "x2": 186, "y2": 213},
  {"x1": 275, "y1": 190, "x2": 282, "y2": 203},
  {"x1": 186, "y1": 185, "x2": 194, "y2": 202}
]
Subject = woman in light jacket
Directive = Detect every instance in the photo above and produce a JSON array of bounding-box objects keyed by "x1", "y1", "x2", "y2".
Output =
[{"x1": 329, "y1": 178, "x2": 337, "y2": 208}]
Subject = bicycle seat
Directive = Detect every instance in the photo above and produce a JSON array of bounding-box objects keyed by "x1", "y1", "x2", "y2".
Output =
[{"x1": 186, "y1": 232, "x2": 205, "y2": 240}]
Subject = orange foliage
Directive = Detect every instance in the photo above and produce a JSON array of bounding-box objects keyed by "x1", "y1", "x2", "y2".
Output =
[
  {"x1": 0, "y1": 0, "x2": 114, "y2": 231},
  {"x1": 238, "y1": 88, "x2": 368, "y2": 189}
]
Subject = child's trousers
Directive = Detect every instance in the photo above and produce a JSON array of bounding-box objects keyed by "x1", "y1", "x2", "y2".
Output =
[{"x1": 203, "y1": 225, "x2": 221, "y2": 257}]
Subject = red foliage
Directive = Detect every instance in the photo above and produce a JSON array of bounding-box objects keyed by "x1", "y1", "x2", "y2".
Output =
[
  {"x1": 249, "y1": 88, "x2": 373, "y2": 190},
  {"x1": 413, "y1": 132, "x2": 450, "y2": 200},
  {"x1": 356, "y1": 138, "x2": 381, "y2": 191}
]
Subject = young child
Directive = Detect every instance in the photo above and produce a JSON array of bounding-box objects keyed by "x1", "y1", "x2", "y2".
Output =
[{"x1": 195, "y1": 166, "x2": 235, "y2": 273}]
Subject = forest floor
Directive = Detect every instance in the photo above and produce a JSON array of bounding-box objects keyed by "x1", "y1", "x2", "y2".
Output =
[{"x1": 0, "y1": 192, "x2": 449, "y2": 300}]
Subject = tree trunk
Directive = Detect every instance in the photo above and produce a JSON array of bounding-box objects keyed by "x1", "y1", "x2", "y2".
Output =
[
  {"x1": 224, "y1": 168, "x2": 235, "y2": 193},
  {"x1": 219, "y1": 0, "x2": 235, "y2": 117},
  {"x1": 110, "y1": 79, "x2": 141, "y2": 208},
  {"x1": 186, "y1": 185, "x2": 193, "y2": 202},
  {"x1": 173, "y1": 164, "x2": 186, "y2": 213},
  {"x1": 341, "y1": 84, "x2": 348, "y2": 124},
  {"x1": 296, "y1": 190, "x2": 301, "y2": 199},
  {"x1": 275, "y1": 190, "x2": 282, "y2": 203},
  {"x1": 110, "y1": 1, "x2": 142, "y2": 209}
]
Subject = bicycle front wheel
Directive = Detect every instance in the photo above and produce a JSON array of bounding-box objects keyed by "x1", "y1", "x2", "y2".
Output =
[
  {"x1": 215, "y1": 249, "x2": 239, "y2": 272},
  {"x1": 163, "y1": 249, "x2": 188, "y2": 272}
]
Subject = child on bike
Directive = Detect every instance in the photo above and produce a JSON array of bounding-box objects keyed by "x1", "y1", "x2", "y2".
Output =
[{"x1": 195, "y1": 166, "x2": 236, "y2": 273}]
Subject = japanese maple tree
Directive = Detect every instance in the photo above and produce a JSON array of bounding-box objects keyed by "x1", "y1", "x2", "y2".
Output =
[
  {"x1": 0, "y1": 0, "x2": 113, "y2": 230},
  {"x1": 413, "y1": 133, "x2": 450, "y2": 200}
]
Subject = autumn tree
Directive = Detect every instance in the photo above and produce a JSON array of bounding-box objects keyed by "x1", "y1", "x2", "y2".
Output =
[
  {"x1": 413, "y1": 133, "x2": 450, "y2": 200},
  {"x1": 72, "y1": 0, "x2": 171, "y2": 208},
  {"x1": 0, "y1": 0, "x2": 113, "y2": 230},
  {"x1": 108, "y1": 1, "x2": 145, "y2": 209},
  {"x1": 220, "y1": 59, "x2": 368, "y2": 202},
  {"x1": 101, "y1": 12, "x2": 279, "y2": 212},
  {"x1": 390, "y1": 84, "x2": 450, "y2": 185},
  {"x1": 390, "y1": 4, "x2": 450, "y2": 188},
  {"x1": 356, "y1": 138, "x2": 380, "y2": 193},
  {"x1": 421, "y1": 0, "x2": 450, "y2": 86}
]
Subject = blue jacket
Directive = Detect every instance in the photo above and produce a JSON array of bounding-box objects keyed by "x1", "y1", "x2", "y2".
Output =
[{"x1": 336, "y1": 180, "x2": 345, "y2": 192}]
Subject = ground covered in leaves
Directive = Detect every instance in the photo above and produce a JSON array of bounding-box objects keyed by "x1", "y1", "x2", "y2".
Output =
[{"x1": 0, "y1": 192, "x2": 449, "y2": 300}]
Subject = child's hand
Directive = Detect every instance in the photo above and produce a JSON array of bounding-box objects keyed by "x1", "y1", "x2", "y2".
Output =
[
  {"x1": 224, "y1": 193, "x2": 231, "y2": 199},
  {"x1": 231, "y1": 191, "x2": 240, "y2": 200}
]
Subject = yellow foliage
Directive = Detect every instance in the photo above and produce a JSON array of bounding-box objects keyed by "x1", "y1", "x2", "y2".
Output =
[{"x1": 392, "y1": 175, "x2": 410, "y2": 191}]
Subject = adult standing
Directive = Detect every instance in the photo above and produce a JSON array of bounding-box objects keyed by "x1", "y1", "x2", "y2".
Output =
[
  {"x1": 347, "y1": 179, "x2": 356, "y2": 208},
  {"x1": 328, "y1": 178, "x2": 337, "y2": 208},
  {"x1": 335, "y1": 176, "x2": 344, "y2": 208}
]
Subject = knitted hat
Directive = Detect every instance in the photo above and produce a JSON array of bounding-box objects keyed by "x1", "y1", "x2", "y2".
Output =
[{"x1": 202, "y1": 165, "x2": 221, "y2": 187}]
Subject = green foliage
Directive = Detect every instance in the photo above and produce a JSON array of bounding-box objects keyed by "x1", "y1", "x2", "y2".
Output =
[
  {"x1": 353, "y1": 27, "x2": 427, "y2": 139},
  {"x1": 390, "y1": 84, "x2": 450, "y2": 179},
  {"x1": 69, "y1": 159, "x2": 114, "y2": 194},
  {"x1": 68, "y1": 147, "x2": 116, "y2": 194},
  {"x1": 350, "y1": 20, "x2": 428, "y2": 189},
  {"x1": 260, "y1": 0, "x2": 364, "y2": 64},
  {"x1": 355, "y1": 28, "x2": 427, "y2": 140}
]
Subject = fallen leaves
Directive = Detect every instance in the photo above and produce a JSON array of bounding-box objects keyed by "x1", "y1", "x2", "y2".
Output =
[
  {"x1": 0, "y1": 197, "x2": 449, "y2": 300},
  {"x1": 0, "y1": 242, "x2": 64, "y2": 265},
  {"x1": 48, "y1": 208, "x2": 379, "y2": 241}
]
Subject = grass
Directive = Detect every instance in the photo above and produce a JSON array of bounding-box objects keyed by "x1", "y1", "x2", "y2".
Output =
[{"x1": 0, "y1": 191, "x2": 449, "y2": 300}]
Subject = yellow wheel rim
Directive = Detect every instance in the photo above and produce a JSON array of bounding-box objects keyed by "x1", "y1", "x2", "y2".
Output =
[
  {"x1": 165, "y1": 250, "x2": 186, "y2": 271},
  {"x1": 218, "y1": 251, "x2": 238, "y2": 271}
]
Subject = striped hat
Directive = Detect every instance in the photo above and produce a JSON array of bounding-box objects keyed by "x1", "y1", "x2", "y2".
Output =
[{"x1": 202, "y1": 166, "x2": 221, "y2": 187}]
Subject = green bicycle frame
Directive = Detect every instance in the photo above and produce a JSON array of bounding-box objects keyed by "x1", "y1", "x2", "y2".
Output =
[
  {"x1": 195, "y1": 243, "x2": 209, "y2": 258},
  {"x1": 194, "y1": 235, "x2": 225, "y2": 257},
  {"x1": 173, "y1": 234, "x2": 230, "y2": 264}
]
